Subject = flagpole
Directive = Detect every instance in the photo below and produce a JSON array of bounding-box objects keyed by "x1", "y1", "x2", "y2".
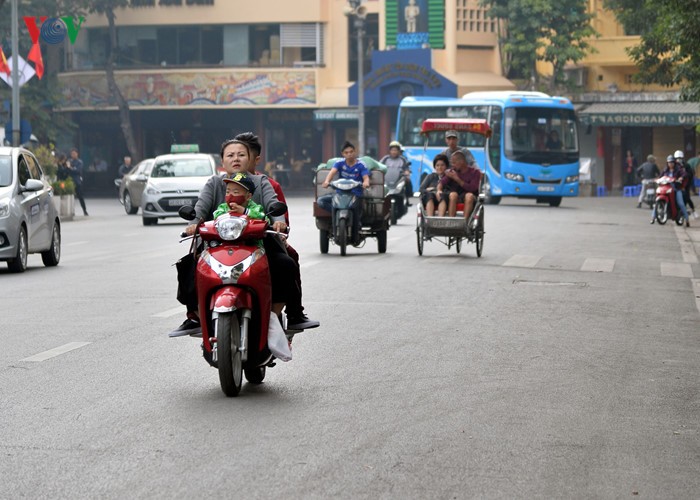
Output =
[{"x1": 11, "y1": 0, "x2": 20, "y2": 146}]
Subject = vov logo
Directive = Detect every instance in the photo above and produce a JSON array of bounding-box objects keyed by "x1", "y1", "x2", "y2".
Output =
[{"x1": 24, "y1": 16, "x2": 86, "y2": 45}]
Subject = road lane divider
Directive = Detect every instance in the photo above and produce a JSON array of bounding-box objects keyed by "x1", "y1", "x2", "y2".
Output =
[
  {"x1": 581, "y1": 258, "x2": 615, "y2": 273},
  {"x1": 21, "y1": 342, "x2": 92, "y2": 362},
  {"x1": 502, "y1": 254, "x2": 541, "y2": 268}
]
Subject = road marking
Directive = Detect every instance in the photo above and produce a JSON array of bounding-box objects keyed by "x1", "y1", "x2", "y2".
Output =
[
  {"x1": 21, "y1": 342, "x2": 91, "y2": 362},
  {"x1": 692, "y1": 280, "x2": 700, "y2": 315},
  {"x1": 675, "y1": 226, "x2": 698, "y2": 264},
  {"x1": 152, "y1": 306, "x2": 186, "y2": 318},
  {"x1": 660, "y1": 262, "x2": 694, "y2": 278},
  {"x1": 502, "y1": 254, "x2": 541, "y2": 268},
  {"x1": 581, "y1": 258, "x2": 615, "y2": 273}
]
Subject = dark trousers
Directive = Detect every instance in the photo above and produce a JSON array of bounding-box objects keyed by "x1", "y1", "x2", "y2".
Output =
[{"x1": 74, "y1": 183, "x2": 87, "y2": 215}]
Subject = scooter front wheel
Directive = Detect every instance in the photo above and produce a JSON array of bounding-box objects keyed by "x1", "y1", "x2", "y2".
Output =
[
  {"x1": 337, "y1": 218, "x2": 348, "y2": 256},
  {"x1": 655, "y1": 200, "x2": 668, "y2": 225},
  {"x1": 216, "y1": 312, "x2": 243, "y2": 397}
]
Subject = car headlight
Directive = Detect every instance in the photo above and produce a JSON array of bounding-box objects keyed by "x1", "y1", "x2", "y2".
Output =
[
  {"x1": 145, "y1": 184, "x2": 160, "y2": 195},
  {"x1": 215, "y1": 214, "x2": 248, "y2": 241},
  {"x1": 566, "y1": 175, "x2": 579, "y2": 183},
  {"x1": 504, "y1": 172, "x2": 524, "y2": 182},
  {"x1": 0, "y1": 199, "x2": 9, "y2": 218}
]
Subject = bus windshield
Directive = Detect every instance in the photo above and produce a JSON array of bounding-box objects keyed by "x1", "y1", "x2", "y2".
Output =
[
  {"x1": 399, "y1": 105, "x2": 489, "y2": 148},
  {"x1": 504, "y1": 107, "x2": 578, "y2": 165}
]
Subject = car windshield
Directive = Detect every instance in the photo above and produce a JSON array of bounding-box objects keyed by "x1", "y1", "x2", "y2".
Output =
[
  {"x1": 151, "y1": 158, "x2": 212, "y2": 178},
  {"x1": 0, "y1": 156, "x2": 11, "y2": 187}
]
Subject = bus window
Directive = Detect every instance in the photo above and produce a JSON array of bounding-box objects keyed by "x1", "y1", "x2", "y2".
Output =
[
  {"x1": 504, "y1": 107, "x2": 578, "y2": 165},
  {"x1": 398, "y1": 105, "x2": 488, "y2": 148}
]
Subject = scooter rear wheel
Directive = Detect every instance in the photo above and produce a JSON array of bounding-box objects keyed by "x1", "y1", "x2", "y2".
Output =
[
  {"x1": 655, "y1": 200, "x2": 668, "y2": 225},
  {"x1": 216, "y1": 313, "x2": 243, "y2": 397}
]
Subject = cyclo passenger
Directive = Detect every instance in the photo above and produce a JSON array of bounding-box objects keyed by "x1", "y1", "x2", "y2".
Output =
[
  {"x1": 651, "y1": 154, "x2": 690, "y2": 227},
  {"x1": 318, "y1": 141, "x2": 371, "y2": 245},
  {"x1": 436, "y1": 150, "x2": 481, "y2": 220},
  {"x1": 170, "y1": 139, "x2": 316, "y2": 337},
  {"x1": 418, "y1": 153, "x2": 449, "y2": 215}
]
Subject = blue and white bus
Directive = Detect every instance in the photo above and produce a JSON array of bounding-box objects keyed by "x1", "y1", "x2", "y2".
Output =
[{"x1": 397, "y1": 91, "x2": 580, "y2": 206}]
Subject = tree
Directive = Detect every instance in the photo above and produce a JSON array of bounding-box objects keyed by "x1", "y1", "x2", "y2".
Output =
[
  {"x1": 604, "y1": 0, "x2": 700, "y2": 102},
  {"x1": 83, "y1": 0, "x2": 139, "y2": 162},
  {"x1": 479, "y1": 0, "x2": 596, "y2": 92}
]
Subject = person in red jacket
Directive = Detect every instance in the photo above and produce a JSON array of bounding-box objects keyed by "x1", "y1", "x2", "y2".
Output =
[{"x1": 234, "y1": 132, "x2": 319, "y2": 331}]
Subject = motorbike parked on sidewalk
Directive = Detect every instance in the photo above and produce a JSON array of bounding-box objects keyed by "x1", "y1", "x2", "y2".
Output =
[
  {"x1": 653, "y1": 175, "x2": 686, "y2": 226},
  {"x1": 177, "y1": 202, "x2": 292, "y2": 397}
]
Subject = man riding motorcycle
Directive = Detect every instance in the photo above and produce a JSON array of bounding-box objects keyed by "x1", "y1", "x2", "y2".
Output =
[{"x1": 380, "y1": 141, "x2": 413, "y2": 203}]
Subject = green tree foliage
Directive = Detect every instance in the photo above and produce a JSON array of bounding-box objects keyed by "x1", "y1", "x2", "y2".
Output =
[
  {"x1": 605, "y1": 0, "x2": 700, "y2": 101},
  {"x1": 479, "y1": 0, "x2": 596, "y2": 92}
]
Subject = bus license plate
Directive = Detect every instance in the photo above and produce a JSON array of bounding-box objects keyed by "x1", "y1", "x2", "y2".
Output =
[
  {"x1": 536, "y1": 186, "x2": 555, "y2": 192},
  {"x1": 169, "y1": 199, "x2": 190, "y2": 206}
]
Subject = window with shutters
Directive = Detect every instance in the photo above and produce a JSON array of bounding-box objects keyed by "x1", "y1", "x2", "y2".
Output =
[{"x1": 280, "y1": 23, "x2": 324, "y2": 67}]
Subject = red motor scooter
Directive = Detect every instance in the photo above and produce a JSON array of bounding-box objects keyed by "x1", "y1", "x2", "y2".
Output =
[
  {"x1": 654, "y1": 175, "x2": 686, "y2": 226},
  {"x1": 178, "y1": 202, "x2": 291, "y2": 397}
]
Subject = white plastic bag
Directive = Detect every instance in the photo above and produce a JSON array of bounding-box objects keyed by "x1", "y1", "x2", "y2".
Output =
[{"x1": 267, "y1": 312, "x2": 292, "y2": 362}]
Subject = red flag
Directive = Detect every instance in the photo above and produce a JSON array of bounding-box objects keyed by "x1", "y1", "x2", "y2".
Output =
[
  {"x1": 27, "y1": 43, "x2": 43, "y2": 80},
  {"x1": 0, "y1": 46, "x2": 10, "y2": 76}
]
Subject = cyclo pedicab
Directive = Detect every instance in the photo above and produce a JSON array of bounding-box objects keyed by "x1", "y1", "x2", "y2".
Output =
[
  {"x1": 416, "y1": 118, "x2": 491, "y2": 257},
  {"x1": 313, "y1": 156, "x2": 391, "y2": 256}
]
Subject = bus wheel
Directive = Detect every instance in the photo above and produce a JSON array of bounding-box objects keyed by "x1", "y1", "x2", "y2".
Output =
[
  {"x1": 548, "y1": 197, "x2": 562, "y2": 207},
  {"x1": 483, "y1": 176, "x2": 501, "y2": 205}
]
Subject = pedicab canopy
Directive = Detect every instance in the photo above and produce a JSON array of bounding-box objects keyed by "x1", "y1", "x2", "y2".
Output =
[
  {"x1": 420, "y1": 118, "x2": 492, "y2": 138},
  {"x1": 316, "y1": 156, "x2": 387, "y2": 172}
]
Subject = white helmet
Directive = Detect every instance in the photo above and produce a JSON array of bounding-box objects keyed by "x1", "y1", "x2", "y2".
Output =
[{"x1": 674, "y1": 150, "x2": 684, "y2": 160}]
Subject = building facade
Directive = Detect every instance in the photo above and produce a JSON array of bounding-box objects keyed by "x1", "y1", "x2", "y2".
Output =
[
  {"x1": 573, "y1": 0, "x2": 700, "y2": 191},
  {"x1": 56, "y1": 0, "x2": 512, "y2": 193}
]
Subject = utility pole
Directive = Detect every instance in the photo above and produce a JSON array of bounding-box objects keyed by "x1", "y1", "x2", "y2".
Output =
[
  {"x1": 11, "y1": 0, "x2": 20, "y2": 146},
  {"x1": 345, "y1": 0, "x2": 367, "y2": 155}
]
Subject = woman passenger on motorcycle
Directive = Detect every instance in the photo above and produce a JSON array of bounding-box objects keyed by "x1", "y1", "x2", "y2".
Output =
[
  {"x1": 419, "y1": 153, "x2": 449, "y2": 215},
  {"x1": 651, "y1": 155, "x2": 690, "y2": 226}
]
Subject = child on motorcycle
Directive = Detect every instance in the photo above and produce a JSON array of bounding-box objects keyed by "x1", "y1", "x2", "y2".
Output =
[{"x1": 213, "y1": 173, "x2": 264, "y2": 220}]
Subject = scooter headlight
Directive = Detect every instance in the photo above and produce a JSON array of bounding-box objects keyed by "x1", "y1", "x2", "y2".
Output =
[{"x1": 215, "y1": 214, "x2": 248, "y2": 241}]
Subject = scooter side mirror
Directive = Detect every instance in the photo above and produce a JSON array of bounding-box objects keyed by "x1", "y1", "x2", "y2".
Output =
[
  {"x1": 178, "y1": 205, "x2": 197, "y2": 221},
  {"x1": 266, "y1": 201, "x2": 288, "y2": 218}
]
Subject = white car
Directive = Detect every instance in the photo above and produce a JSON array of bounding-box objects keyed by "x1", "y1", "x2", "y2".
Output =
[
  {"x1": 0, "y1": 147, "x2": 61, "y2": 272},
  {"x1": 141, "y1": 153, "x2": 216, "y2": 225}
]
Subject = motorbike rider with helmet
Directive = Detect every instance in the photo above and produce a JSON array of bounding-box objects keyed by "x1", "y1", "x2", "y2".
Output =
[
  {"x1": 675, "y1": 150, "x2": 697, "y2": 219},
  {"x1": 380, "y1": 141, "x2": 413, "y2": 203},
  {"x1": 651, "y1": 154, "x2": 690, "y2": 226}
]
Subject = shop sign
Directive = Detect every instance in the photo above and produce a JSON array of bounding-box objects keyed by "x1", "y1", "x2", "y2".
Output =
[
  {"x1": 313, "y1": 109, "x2": 359, "y2": 121},
  {"x1": 364, "y1": 62, "x2": 441, "y2": 91},
  {"x1": 582, "y1": 113, "x2": 699, "y2": 126}
]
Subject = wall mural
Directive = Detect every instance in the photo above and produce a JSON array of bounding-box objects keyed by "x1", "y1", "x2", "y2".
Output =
[{"x1": 59, "y1": 70, "x2": 316, "y2": 109}]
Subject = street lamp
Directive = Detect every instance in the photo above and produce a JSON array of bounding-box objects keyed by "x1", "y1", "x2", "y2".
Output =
[{"x1": 344, "y1": 0, "x2": 367, "y2": 156}]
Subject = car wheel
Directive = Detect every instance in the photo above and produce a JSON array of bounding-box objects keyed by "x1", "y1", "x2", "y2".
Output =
[
  {"x1": 142, "y1": 217, "x2": 157, "y2": 226},
  {"x1": 41, "y1": 222, "x2": 61, "y2": 267},
  {"x1": 124, "y1": 191, "x2": 138, "y2": 215},
  {"x1": 8, "y1": 226, "x2": 28, "y2": 273}
]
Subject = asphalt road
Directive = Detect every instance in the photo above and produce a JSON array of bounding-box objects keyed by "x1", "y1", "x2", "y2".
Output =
[{"x1": 1, "y1": 193, "x2": 698, "y2": 499}]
